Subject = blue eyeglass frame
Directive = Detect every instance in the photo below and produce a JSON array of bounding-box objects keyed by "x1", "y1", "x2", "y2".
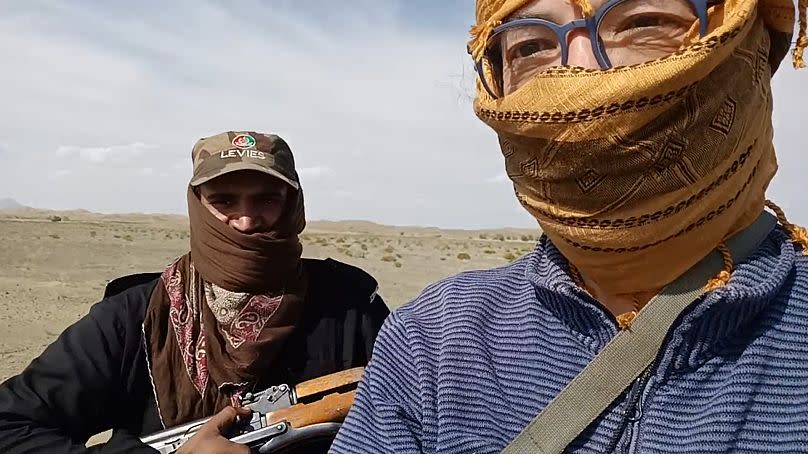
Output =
[{"x1": 470, "y1": 0, "x2": 717, "y2": 98}]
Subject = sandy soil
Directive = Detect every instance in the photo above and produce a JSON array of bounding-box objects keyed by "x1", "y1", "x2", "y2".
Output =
[{"x1": 0, "y1": 209, "x2": 541, "y2": 382}]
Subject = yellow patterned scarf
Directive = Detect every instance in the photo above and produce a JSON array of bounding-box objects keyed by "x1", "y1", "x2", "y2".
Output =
[{"x1": 470, "y1": 0, "x2": 806, "y2": 296}]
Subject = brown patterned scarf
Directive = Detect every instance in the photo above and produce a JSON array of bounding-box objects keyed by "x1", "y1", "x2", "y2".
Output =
[
  {"x1": 143, "y1": 186, "x2": 306, "y2": 428},
  {"x1": 469, "y1": 0, "x2": 803, "y2": 296}
]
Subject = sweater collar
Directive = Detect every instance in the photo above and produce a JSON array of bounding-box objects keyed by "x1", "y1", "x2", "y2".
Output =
[
  {"x1": 656, "y1": 225, "x2": 795, "y2": 375},
  {"x1": 525, "y1": 212, "x2": 796, "y2": 368}
]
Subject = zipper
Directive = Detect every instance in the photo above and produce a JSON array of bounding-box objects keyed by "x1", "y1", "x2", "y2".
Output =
[
  {"x1": 622, "y1": 371, "x2": 655, "y2": 454},
  {"x1": 605, "y1": 366, "x2": 653, "y2": 453},
  {"x1": 624, "y1": 374, "x2": 655, "y2": 454}
]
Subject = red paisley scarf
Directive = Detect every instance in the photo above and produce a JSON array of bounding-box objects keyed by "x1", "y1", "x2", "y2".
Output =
[{"x1": 143, "y1": 186, "x2": 306, "y2": 427}]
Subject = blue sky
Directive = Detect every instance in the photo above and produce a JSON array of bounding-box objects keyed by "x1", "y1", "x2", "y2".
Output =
[{"x1": 0, "y1": 1, "x2": 805, "y2": 228}]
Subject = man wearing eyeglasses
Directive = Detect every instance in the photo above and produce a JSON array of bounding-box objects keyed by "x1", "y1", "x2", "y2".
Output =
[{"x1": 331, "y1": 0, "x2": 808, "y2": 452}]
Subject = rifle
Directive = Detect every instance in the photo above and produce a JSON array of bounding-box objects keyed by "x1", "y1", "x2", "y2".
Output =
[{"x1": 141, "y1": 367, "x2": 363, "y2": 453}]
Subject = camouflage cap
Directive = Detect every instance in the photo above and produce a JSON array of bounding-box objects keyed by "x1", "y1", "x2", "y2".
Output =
[{"x1": 189, "y1": 131, "x2": 300, "y2": 190}]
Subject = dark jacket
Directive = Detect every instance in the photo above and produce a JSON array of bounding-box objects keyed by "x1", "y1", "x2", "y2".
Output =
[{"x1": 0, "y1": 258, "x2": 389, "y2": 453}]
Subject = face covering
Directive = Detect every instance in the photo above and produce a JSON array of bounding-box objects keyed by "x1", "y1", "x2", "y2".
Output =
[
  {"x1": 143, "y1": 185, "x2": 307, "y2": 427},
  {"x1": 469, "y1": 0, "x2": 802, "y2": 295}
]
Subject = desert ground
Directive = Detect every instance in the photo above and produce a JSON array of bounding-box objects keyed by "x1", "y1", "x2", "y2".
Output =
[{"x1": 0, "y1": 208, "x2": 541, "y2": 382}]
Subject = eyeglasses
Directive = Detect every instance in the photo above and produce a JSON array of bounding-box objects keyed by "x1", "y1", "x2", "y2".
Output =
[{"x1": 471, "y1": 0, "x2": 721, "y2": 98}]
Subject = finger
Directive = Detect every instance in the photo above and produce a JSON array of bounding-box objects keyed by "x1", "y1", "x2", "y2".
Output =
[
  {"x1": 224, "y1": 407, "x2": 253, "y2": 429},
  {"x1": 201, "y1": 406, "x2": 241, "y2": 434}
]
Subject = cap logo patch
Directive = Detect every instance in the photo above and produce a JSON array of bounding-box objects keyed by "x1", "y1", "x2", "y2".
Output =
[
  {"x1": 232, "y1": 134, "x2": 256, "y2": 149},
  {"x1": 219, "y1": 149, "x2": 266, "y2": 159}
]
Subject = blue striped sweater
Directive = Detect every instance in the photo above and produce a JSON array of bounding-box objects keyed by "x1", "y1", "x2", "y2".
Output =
[{"x1": 330, "y1": 224, "x2": 808, "y2": 453}]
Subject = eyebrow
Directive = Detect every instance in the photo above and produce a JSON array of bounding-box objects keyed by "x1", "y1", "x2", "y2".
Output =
[
  {"x1": 203, "y1": 187, "x2": 286, "y2": 197},
  {"x1": 509, "y1": 10, "x2": 556, "y2": 21},
  {"x1": 200, "y1": 190, "x2": 233, "y2": 199},
  {"x1": 258, "y1": 190, "x2": 286, "y2": 198},
  {"x1": 508, "y1": 8, "x2": 564, "y2": 23},
  {"x1": 507, "y1": 0, "x2": 611, "y2": 22}
]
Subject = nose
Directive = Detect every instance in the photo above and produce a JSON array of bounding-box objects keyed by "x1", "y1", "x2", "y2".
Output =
[
  {"x1": 229, "y1": 213, "x2": 263, "y2": 234},
  {"x1": 565, "y1": 30, "x2": 600, "y2": 69}
]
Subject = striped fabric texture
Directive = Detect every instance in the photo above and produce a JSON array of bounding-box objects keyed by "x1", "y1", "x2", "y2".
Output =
[{"x1": 330, "y1": 228, "x2": 808, "y2": 453}]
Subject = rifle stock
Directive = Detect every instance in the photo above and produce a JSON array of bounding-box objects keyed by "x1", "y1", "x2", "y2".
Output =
[
  {"x1": 294, "y1": 367, "x2": 364, "y2": 400},
  {"x1": 266, "y1": 390, "x2": 356, "y2": 428}
]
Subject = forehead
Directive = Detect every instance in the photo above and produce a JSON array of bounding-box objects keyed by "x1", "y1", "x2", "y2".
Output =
[
  {"x1": 512, "y1": 0, "x2": 615, "y2": 18},
  {"x1": 200, "y1": 170, "x2": 289, "y2": 194}
]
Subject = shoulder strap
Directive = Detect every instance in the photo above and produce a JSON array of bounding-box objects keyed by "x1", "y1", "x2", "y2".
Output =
[{"x1": 503, "y1": 212, "x2": 777, "y2": 454}]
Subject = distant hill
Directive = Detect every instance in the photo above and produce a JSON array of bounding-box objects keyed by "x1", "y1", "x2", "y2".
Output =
[
  {"x1": 0, "y1": 205, "x2": 540, "y2": 236},
  {"x1": 0, "y1": 198, "x2": 25, "y2": 210}
]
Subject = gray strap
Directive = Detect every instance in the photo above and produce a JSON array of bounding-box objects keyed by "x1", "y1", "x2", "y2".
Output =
[{"x1": 503, "y1": 212, "x2": 777, "y2": 454}]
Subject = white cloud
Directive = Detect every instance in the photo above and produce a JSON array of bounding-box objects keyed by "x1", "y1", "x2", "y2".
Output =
[
  {"x1": 333, "y1": 190, "x2": 356, "y2": 199},
  {"x1": 485, "y1": 174, "x2": 510, "y2": 184},
  {"x1": 0, "y1": 0, "x2": 514, "y2": 228},
  {"x1": 298, "y1": 166, "x2": 336, "y2": 180},
  {"x1": 56, "y1": 142, "x2": 157, "y2": 163},
  {"x1": 0, "y1": 0, "x2": 804, "y2": 228},
  {"x1": 47, "y1": 169, "x2": 71, "y2": 179}
]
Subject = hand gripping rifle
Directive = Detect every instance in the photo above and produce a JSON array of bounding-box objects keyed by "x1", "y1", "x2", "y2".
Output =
[{"x1": 141, "y1": 367, "x2": 364, "y2": 453}]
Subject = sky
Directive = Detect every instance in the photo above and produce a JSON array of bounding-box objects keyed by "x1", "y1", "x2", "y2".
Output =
[{"x1": 0, "y1": 0, "x2": 805, "y2": 229}]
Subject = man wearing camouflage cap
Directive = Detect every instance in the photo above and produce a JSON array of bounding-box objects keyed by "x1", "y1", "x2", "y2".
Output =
[{"x1": 0, "y1": 131, "x2": 389, "y2": 453}]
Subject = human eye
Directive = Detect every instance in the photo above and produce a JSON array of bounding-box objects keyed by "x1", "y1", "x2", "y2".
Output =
[
  {"x1": 500, "y1": 24, "x2": 559, "y2": 62},
  {"x1": 262, "y1": 194, "x2": 284, "y2": 205},
  {"x1": 509, "y1": 38, "x2": 558, "y2": 59},
  {"x1": 208, "y1": 196, "x2": 233, "y2": 207},
  {"x1": 614, "y1": 12, "x2": 690, "y2": 37},
  {"x1": 601, "y1": 0, "x2": 697, "y2": 44},
  {"x1": 493, "y1": 23, "x2": 561, "y2": 93}
]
